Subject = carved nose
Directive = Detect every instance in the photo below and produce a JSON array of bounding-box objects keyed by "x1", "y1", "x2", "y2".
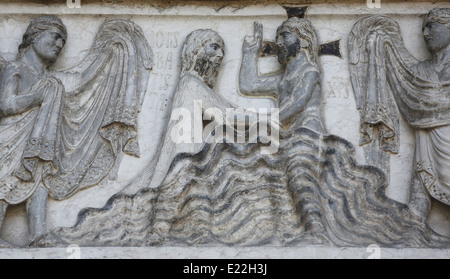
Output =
[
  {"x1": 217, "y1": 49, "x2": 224, "y2": 59},
  {"x1": 56, "y1": 39, "x2": 64, "y2": 49}
]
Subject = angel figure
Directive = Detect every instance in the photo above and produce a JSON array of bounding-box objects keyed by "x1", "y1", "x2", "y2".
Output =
[
  {"x1": 0, "y1": 15, "x2": 152, "y2": 246},
  {"x1": 349, "y1": 8, "x2": 450, "y2": 220}
]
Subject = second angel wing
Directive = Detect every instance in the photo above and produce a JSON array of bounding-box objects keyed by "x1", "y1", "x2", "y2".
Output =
[
  {"x1": 348, "y1": 15, "x2": 420, "y2": 154},
  {"x1": 44, "y1": 19, "x2": 153, "y2": 200}
]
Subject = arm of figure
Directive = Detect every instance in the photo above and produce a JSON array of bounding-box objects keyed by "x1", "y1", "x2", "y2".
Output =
[
  {"x1": 52, "y1": 51, "x2": 111, "y2": 96},
  {"x1": 239, "y1": 21, "x2": 280, "y2": 97},
  {"x1": 200, "y1": 87, "x2": 260, "y2": 129},
  {"x1": 62, "y1": 20, "x2": 151, "y2": 102},
  {"x1": 279, "y1": 70, "x2": 319, "y2": 125},
  {"x1": 0, "y1": 69, "x2": 46, "y2": 117}
]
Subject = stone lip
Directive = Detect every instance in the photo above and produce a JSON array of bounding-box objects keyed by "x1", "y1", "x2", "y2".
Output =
[
  {"x1": 0, "y1": 246, "x2": 449, "y2": 259},
  {"x1": 0, "y1": 0, "x2": 448, "y2": 6}
]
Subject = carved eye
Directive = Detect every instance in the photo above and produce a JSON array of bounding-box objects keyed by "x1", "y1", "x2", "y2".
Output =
[
  {"x1": 426, "y1": 22, "x2": 436, "y2": 30},
  {"x1": 51, "y1": 32, "x2": 65, "y2": 45},
  {"x1": 210, "y1": 43, "x2": 220, "y2": 51},
  {"x1": 281, "y1": 32, "x2": 291, "y2": 39}
]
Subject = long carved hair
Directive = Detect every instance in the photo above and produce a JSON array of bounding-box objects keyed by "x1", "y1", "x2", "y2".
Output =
[
  {"x1": 180, "y1": 29, "x2": 224, "y2": 76},
  {"x1": 17, "y1": 15, "x2": 67, "y2": 59},
  {"x1": 277, "y1": 17, "x2": 319, "y2": 68}
]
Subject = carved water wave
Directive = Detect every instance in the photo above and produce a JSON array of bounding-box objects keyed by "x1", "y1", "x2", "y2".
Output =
[{"x1": 34, "y1": 127, "x2": 450, "y2": 248}]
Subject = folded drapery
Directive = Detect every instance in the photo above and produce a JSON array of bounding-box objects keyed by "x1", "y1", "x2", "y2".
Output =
[
  {"x1": 0, "y1": 19, "x2": 152, "y2": 204},
  {"x1": 349, "y1": 15, "x2": 450, "y2": 205}
]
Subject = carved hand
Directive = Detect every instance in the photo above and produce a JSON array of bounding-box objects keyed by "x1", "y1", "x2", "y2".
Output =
[
  {"x1": 243, "y1": 21, "x2": 263, "y2": 54},
  {"x1": 30, "y1": 77, "x2": 64, "y2": 104}
]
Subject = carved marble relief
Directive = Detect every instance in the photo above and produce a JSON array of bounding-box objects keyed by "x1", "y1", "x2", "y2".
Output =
[
  {"x1": 32, "y1": 15, "x2": 450, "y2": 248},
  {"x1": 0, "y1": 16, "x2": 152, "y2": 247},
  {"x1": 122, "y1": 29, "x2": 249, "y2": 195},
  {"x1": 348, "y1": 8, "x2": 450, "y2": 220}
]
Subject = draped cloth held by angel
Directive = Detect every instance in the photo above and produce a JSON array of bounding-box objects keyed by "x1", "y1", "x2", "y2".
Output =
[
  {"x1": 348, "y1": 10, "x2": 450, "y2": 207},
  {"x1": 0, "y1": 19, "x2": 152, "y2": 204}
]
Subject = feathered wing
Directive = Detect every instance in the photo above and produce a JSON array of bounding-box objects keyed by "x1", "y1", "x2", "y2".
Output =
[
  {"x1": 43, "y1": 20, "x2": 152, "y2": 200},
  {"x1": 348, "y1": 15, "x2": 420, "y2": 154}
]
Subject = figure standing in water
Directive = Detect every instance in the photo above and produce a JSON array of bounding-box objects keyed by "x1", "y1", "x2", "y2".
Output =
[
  {"x1": 240, "y1": 17, "x2": 326, "y2": 235},
  {"x1": 239, "y1": 18, "x2": 324, "y2": 134}
]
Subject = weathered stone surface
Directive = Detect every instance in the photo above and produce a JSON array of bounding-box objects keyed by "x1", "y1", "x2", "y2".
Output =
[
  {"x1": 0, "y1": 15, "x2": 152, "y2": 246},
  {"x1": 348, "y1": 8, "x2": 450, "y2": 221},
  {"x1": 0, "y1": 1, "x2": 448, "y2": 257},
  {"x1": 33, "y1": 10, "x2": 450, "y2": 249},
  {"x1": 34, "y1": 127, "x2": 449, "y2": 248}
]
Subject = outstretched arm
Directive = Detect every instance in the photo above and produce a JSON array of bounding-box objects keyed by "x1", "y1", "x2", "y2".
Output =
[{"x1": 239, "y1": 22, "x2": 280, "y2": 98}]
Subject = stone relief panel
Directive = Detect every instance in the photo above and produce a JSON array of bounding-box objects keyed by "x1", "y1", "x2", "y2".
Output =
[
  {"x1": 35, "y1": 12, "x2": 449, "y2": 248},
  {"x1": 0, "y1": 3, "x2": 448, "y2": 249},
  {"x1": 348, "y1": 8, "x2": 450, "y2": 223},
  {"x1": 0, "y1": 15, "x2": 152, "y2": 247}
]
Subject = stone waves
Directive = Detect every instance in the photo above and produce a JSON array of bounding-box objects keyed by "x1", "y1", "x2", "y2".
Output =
[{"x1": 33, "y1": 128, "x2": 450, "y2": 248}]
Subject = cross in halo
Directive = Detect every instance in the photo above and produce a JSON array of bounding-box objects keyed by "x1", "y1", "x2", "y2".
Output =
[{"x1": 259, "y1": 5, "x2": 342, "y2": 59}]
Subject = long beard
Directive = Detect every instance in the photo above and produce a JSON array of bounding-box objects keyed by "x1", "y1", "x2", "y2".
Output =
[
  {"x1": 278, "y1": 48, "x2": 288, "y2": 65},
  {"x1": 194, "y1": 57, "x2": 220, "y2": 88}
]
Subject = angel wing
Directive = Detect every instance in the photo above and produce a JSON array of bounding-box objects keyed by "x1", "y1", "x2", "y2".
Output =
[
  {"x1": 349, "y1": 15, "x2": 420, "y2": 109},
  {"x1": 348, "y1": 15, "x2": 421, "y2": 154},
  {"x1": 349, "y1": 14, "x2": 450, "y2": 157},
  {"x1": 43, "y1": 19, "x2": 153, "y2": 200}
]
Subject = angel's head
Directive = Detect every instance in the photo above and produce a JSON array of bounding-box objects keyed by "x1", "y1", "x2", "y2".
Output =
[
  {"x1": 18, "y1": 15, "x2": 67, "y2": 66},
  {"x1": 423, "y1": 8, "x2": 450, "y2": 54},
  {"x1": 276, "y1": 17, "x2": 319, "y2": 65},
  {"x1": 181, "y1": 29, "x2": 224, "y2": 88}
]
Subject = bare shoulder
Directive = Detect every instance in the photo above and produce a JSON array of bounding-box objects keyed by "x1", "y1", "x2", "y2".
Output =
[
  {"x1": 293, "y1": 62, "x2": 320, "y2": 82},
  {"x1": 302, "y1": 62, "x2": 320, "y2": 74}
]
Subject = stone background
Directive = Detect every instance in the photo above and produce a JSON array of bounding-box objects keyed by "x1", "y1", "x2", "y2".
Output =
[{"x1": 0, "y1": 1, "x2": 448, "y2": 256}]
